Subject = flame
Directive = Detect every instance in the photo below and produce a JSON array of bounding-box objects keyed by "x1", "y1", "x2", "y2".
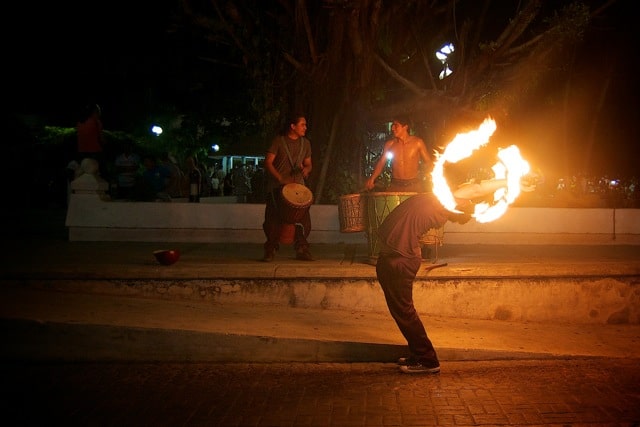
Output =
[
  {"x1": 431, "y1": 117, "x2": 530, "y2": 223},
  {"x1": 432, "y1": 117, "x2": 497, "y2": 212}
]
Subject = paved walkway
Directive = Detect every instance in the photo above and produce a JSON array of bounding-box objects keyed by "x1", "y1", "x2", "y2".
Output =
[
  {"x1": 3, "y1": 359, "x2": 639, "y2": 426},
  {"x1": 1, "y1": 208, "x2": 639, "y2": 425}
]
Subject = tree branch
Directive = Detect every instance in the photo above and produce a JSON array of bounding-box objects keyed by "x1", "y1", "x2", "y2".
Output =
[
  {"x1": 209, "y1": 0, "x2": 253, "y2": 64},
  {"x1": 373, "y1": 52, "x2": 428, "y2": 96},
  {"x1": 493, "y1": 0, "x2": 542, "y2": 57},
  {"x1": 297, "y1": 0, "x2": 319, "y2": 64},
  {"x1": 282, "y1": 51, "x2": 311, "y2": 76}
]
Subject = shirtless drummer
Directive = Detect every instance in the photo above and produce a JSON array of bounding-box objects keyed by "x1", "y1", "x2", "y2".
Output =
[{"x1": 365, "y1": 116, "x2": 433, "y2": 193}]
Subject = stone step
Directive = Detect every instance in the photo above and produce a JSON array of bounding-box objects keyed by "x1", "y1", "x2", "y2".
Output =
[{"x1": 2, "y1": 285, "x2": 639, "y2": 363}]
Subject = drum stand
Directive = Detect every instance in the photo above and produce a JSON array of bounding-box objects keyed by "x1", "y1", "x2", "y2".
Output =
[{"x1": 419, "y1": 227, "x2": 445, "y2": 263}]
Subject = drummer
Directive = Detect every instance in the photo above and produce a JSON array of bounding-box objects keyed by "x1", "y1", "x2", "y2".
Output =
[
  {"x1": 365, "y1": 115, "x2": 433, "y2": 193},
  {"x1": 262, "y1": 113, "x2": 314, "y2": 262}
]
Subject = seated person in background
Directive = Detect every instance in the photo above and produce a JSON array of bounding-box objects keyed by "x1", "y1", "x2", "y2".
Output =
[
  {"x1": 223, "y1": 171, "x2": 234, "y2": 196},
  {"x1": 114, "y1": 143, "x2": 141, "y2": 200},
  {"x1": 233, "y1": 163, "x2": 252, "y2": 203},
  {"x1": 210, "y1": 171, "x2": 221, "y2": 196},
  {"x1": 138, "y1": 155, "x2": 171, "y2": 201},
  {"x1": 159, "y1": 152, "x2": 184, "y2": 198},
  {"x1": 181, "y1": 156, "x2": 203, "y2": 201}
]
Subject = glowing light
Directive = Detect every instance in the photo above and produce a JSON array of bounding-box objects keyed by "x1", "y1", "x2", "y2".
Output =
[
  {"x1": 151, "y1": 125, "x2": 163, "y2": 136},
  {"x1": 386, "y1": 152, "x2": 394, "y2": 160},
  {"x1": 211, "y1": 144, "x2": 220, "y2": 152},
  {"x1": 431, "y1": 117, "x2": 530, "y2": 223},
  {"x1": 436, "y1": 43, "x2": 454, "y2": 62},
  {"x1": 439, "y1": 64, "x2": 453, "y2": 80},
  {"x1": 436, "y1": 43, "x2": 455, "y2": 80}
]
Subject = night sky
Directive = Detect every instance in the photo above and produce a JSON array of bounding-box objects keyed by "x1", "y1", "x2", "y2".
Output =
[{"x1": 8, "y1": 1, "x2": 181, "y2": 125}]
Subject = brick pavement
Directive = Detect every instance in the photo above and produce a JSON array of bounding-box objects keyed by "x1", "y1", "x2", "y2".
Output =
[
  {"x1": 3, "y1": 359, "x2": 639, "y2": 426},
  {"x1": 3, "y1": 207, "x2": 640, "y2": 426}
]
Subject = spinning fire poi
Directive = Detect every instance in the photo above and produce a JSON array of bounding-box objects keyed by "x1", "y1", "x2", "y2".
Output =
[{"x1": 431, "y1": 117, "x2": 532, "y2": 223}]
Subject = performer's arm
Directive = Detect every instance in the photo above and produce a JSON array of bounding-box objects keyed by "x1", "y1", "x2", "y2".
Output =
[
  {"x1": 301, "y1": 156, "x2": 312, "y2": 180},
  {"x1": 365, "y1": 141, "x2": 392, "y2": 190},
  {"x1": 417, "y1": 138, "x2": 433, "y2": 171},
  {"x1": 264, "y1": 152, "x2": 285, "y2": 185},
  {"x1": 453, "y1": 179, "x2": 507, "y2": 200},
  {"x1": 453, "y1": 175, "x2": 536, "y2": 201}
]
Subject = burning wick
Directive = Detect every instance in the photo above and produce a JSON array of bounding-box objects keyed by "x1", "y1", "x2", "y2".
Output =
[{"x1": 431, "y1": 117, "x2": 530, "y2": 223}]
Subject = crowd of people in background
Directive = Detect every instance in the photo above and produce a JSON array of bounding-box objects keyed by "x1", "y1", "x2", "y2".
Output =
[
  {"x1": 516, "y1": 173, "x2": 639, "y2": 209},
  {"x1": 58, "y1": 103, "x2": 272, "y2": 204},
  {"x1": 68, "y1": 144, "x2": 267, "y2": 204},
  {"x1": 68, "y1": 142, "x2": 637, "y2": 208},
  {"x1": 106, "y1": 151, "x2": 267, "y2": 203},
  {"x1": 54, "y1": 104, "x2": 638, "y2": 208}
]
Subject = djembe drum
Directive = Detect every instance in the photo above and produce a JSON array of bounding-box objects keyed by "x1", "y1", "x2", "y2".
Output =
[{"x1": 278, "y1": 183, "x2": 314, "y2": 244}]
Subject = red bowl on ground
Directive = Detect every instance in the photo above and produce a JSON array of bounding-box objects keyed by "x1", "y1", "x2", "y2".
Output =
[{"x1": 154, "y1": 249, "x2": 180, "y2": 266}]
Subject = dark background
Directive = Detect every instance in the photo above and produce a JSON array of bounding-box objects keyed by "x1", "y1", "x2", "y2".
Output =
[{"x1": 6, "y1": 1, "x2": 639, "y2": 179}]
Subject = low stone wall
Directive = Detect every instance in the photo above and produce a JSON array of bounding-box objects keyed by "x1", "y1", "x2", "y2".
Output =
[
  {"x1": 443, "y1": 206, "x2": 640, "y2": 245},
  {"x1": 66, "y1": 193, "x2": 640, "y2": 244}
]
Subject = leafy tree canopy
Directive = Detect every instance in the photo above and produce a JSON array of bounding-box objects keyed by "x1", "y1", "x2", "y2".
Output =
[{"x1": 170, "y1": 0, "x2": 630, "y2": 202}]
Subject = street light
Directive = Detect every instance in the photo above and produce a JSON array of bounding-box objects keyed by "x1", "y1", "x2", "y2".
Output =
[{"x1": 436, "y1": 42, "x2": 455, "y2": 80}]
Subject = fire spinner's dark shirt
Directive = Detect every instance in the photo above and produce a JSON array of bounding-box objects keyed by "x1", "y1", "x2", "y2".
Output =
[{"x1": 377, "y1": 193, "x2": 449, "y2": 259}]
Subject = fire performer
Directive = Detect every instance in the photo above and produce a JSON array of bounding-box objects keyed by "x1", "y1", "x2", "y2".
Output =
[
  {"x1": 376, "y1": 176, "x2": 536, "y2": 374},
  {"x1": 365, "y1": 116, "x2": 433, "y2": 193}
]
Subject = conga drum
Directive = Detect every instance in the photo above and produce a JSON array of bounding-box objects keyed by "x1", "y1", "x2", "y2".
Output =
[
  {"x1": 279, "y1": 183, "x2": 313, "y2": 223},
  {"x1": 365, "y1": 192, "x2": 418, "y2": 259},
  {"x1": 338, "y1": 193, "x2": 366, "y2": 233}
]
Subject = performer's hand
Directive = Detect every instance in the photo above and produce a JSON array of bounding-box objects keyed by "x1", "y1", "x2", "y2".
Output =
[
  {"x1": 520, "y1": 173, "x2": 538, "y2": 192},
  {"x1": 278, "y1": 176, "x2": 292, "y2": 185},
  {"x1": 448, "y1": 212, "x2": 472, "y2": 225},
  {"x1": 301, "y1": 165, "x2": 310, "y2": 179},
  {"x1": 365, "y1": 179, "x2": 374, "y2": 191}
]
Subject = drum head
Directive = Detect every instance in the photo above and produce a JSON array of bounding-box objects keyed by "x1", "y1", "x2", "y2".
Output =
[
  {"x1": 368, "y1": 192, "x2": 418, "y2": 196},
  {"x1": 282, "y1": 183, "x2": 313, "y2": 207}
]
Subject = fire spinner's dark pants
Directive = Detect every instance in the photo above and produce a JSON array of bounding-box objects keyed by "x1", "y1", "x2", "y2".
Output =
[
  {"x1": 263, "y1": 188, "x2": 311, "y2": 253},
  {"x1": 376, "y1": 252, "x2": 439, "y2": 365}
]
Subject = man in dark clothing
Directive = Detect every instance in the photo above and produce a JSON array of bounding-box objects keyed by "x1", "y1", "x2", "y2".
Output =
[{"x1": 376, "y1": 178, "x2": 535, "y2": 374}]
